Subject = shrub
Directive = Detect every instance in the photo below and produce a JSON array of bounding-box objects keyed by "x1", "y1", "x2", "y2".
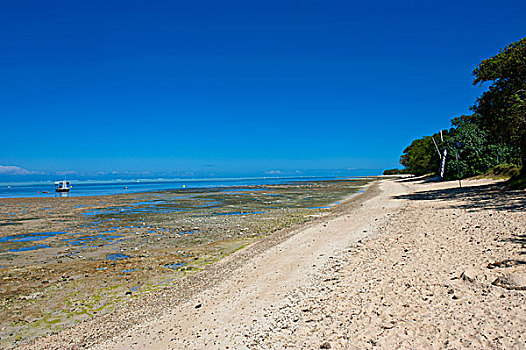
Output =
[
  {"x1": 487, "y1": 164, "x2": 521, "y2": 178},
  {"x1": 383, "y1": 168, "x2": 406, "y2": 175}
]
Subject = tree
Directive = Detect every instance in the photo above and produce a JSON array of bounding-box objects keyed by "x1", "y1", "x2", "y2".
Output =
[
  {"x1": 383, "y1": 168, "x2": 407, "y2": 175},
  {"x1": 472, "y1": 37, "x2": 526, "y2": 173},
  {"x1": 445, "y1": 119, "x2": 515, "y2": 179},
  {"x1": 400, "y1": 137, "x2": 436, "y2": 175},
  {"x1": 400, "y1": 130, "x2": 451, "y2": 176}
]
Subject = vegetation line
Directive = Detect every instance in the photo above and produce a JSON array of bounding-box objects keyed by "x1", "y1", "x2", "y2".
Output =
[{"x1": 384, "y1": 37, "x2": 525, "y2": 188}]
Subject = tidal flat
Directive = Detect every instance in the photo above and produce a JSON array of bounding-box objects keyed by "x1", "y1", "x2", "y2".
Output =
[{"x1": 0, "y1": 179, "x2": 370, "y2": 348}]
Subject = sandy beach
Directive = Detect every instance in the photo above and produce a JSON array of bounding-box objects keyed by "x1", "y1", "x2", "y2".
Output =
[{"x1": 15, "y1": 177, "x2": 526, "y2": 349}]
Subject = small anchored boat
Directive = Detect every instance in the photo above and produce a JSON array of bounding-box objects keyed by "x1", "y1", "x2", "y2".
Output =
[{"x1": 54, "y1": 180, "x2": 71, "y2": 193}]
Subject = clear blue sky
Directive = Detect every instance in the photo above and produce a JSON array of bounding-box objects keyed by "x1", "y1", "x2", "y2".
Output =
[{"x1": 1, "y1": 0, "x2": 525, "y2": 179}]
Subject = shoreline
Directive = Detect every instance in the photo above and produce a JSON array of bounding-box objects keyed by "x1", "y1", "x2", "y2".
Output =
[{"x1": 15, "y1": 178, "x2": 526, "y2": 349}]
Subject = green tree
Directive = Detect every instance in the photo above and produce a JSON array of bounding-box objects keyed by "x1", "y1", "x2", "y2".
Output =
[
  {"x1": 472, "y1": 37, "x2": 526, "y2": 172},
  {"x1": 400, "y1": 137, "x2": 436, "y2": 175},
  {"x1": 445, "y1": 119, "x2": 515, "y2": 179},
  {"x1": 400, "y1": 130, "x2": 451, "y2": 176},
  {"x1": 383, "y1": 168, "x2": 407, "y2": 175}
]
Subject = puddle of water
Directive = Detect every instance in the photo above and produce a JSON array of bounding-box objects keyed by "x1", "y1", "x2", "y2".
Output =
[
  {"x1": 308, "y1": 206, "x2": 331, "y2": 209},
  {"x1": 106, "y1": 253, "x2": 130, "y2": 261},
  {"x1": 180, "y1": 230, "x2": 197, "y2": 235},
  {"x1": 212, "y1": 211, "x2": 264, "y2": 216},
  {"x1": 82, "y1": 205, "x2": 187, "y2": 216},
  {"x1": 220, "y1": 192, "x2": 254, "y2": 196},
  {"x1": 9, "y1": 244, "x2": 51, "y2": 252},
  {"x1": 221, "y1": 188, "x2": 265, "y2": 193},
  {"x1": 12, "y1": 235, "x2": 52, "y2": 242},
  {"x1": 82, "y1": 209, "x2": 118, "y2": 216},
  {"x1": 64, "y1": 234, "x2": 123, "y2": 246},
  {"x1": 163, "y1": 262, "x2": 185, "y2": 269},
  {"x1": 0, "y1": 231, "x2": 68, "y2": 243},
  {"x1": 195, "y1": 200, "x2": 222, "y2": 208},
  {"x1": 101, "y1": 199, "x2": 195, "y2": 216},
  {"x1": 121, "y1": 269, "x2": 138, "y2": 273},
  {"x1": 132, "y1": 200, "x2": 167, "y2": 206},
  {"x1": 130, "y1": 285, "x2": 140, "y2": 292}
]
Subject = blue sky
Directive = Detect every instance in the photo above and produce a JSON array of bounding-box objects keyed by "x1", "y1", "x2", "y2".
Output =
[{"x1": 1, "y1": 0, "x2": 525, "y2": 179}]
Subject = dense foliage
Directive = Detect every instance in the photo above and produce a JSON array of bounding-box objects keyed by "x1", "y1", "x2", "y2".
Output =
[
  {"x1": 399, "y1": 131, "x2": 450, "y2": 176},
  {"x1": 444, "y1": 121, "x2": 515, "y2": 179},
  {"x1": 382, "y1": 168, "x2": 408, "y2": 175},
  {"x1": 486, "y1": 163, "x2": 521, "y2": 178},
  {"x1": 392, "y1": 37, "x2": 525, "y2": 181},
  {"x1": 472, "y1": 37, "x2": 526, "y2": 173}
]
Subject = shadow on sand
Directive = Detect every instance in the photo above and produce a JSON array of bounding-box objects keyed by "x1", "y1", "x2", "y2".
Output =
[
  {"x1": 394, "y1": 182, "x2": 525, "y2": 212},
  {"x1": 394, "y1": 181, "x2": 526, "y2": 253}
]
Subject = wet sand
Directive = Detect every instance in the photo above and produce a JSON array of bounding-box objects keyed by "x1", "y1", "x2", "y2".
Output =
[{"x1": 8, "y1": 177, "x2": 526, "y2": 349}]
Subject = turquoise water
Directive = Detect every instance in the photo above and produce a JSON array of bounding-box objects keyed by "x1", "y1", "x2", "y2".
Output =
[
  {"x1": 63, "y1": 234, "x2": 123, "y2": 246},
  {"x1": 163, "y1": 262, "x2": 185, "y2": 269},
  {"x1": 0, "y1": 231, "x2": 68, "y2": 243},
  {"x1": 9, "y1": 244, "x2": 50, "y2": 252},
  {"x1": 106, "y1": 253, "x2": 130, "y2": 261}
]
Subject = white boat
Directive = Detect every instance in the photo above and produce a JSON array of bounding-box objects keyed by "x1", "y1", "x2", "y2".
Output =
[{"x1": 54, "y1": 180, "x2": 71, "y2": 193}]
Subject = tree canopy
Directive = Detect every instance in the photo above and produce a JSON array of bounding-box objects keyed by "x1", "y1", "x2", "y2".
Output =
[
  {"x1": 444, "y1": 120, "x2": 515, "y2": 179},
  {"x1": 472, "y1": 37, "x2": 526, "y2": 171},
  {"x1": 399, "y1": 131, "x2": 450, "y2": 176}
]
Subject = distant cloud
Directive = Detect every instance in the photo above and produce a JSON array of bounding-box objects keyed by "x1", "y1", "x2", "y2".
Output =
[
  {"x1": 265, "y1": 170, "x2": 284, "y2": 175},
  {"x1": 265, "y1": 169, "x2": 303, "y2": 176},
  {"x1": 0, "y1": 165, "x2": 38, "y2": 175},
  {"x1": 95, "y1": 170, "x2": 152, "y2": 176}
]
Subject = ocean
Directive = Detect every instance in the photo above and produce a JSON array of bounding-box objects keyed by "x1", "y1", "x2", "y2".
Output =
[{"x1": 0, "y1": 176, "x2": 362, "y2": 199}]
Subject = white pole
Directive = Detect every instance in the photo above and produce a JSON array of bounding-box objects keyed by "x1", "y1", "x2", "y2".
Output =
[{"x1": 431, "y1": 137, "x2": 441, "y2": 158}]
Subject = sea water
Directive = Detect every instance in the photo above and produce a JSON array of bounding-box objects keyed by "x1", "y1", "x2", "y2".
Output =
[{"x1": 0, "y1": 176, "x2": 358, "y2": 199}]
